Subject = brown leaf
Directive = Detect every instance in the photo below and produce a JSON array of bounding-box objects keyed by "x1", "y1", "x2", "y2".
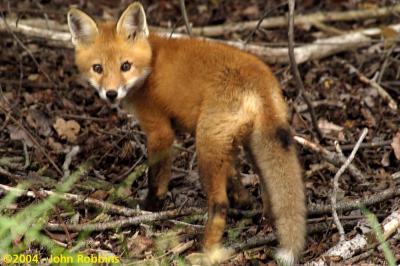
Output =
[
  {"x1": 48, "y1": 137, "x2": 64, "y2": 154},
  {"x1": 90, "y1": 190, "x2": 109, "y2": 200},
  {"x1": 381, "y1": 26, "x2": 398, "y2": 48},
  {"x1": 318, "y1": 119, "x2": 344, "y2": 140},
  {"x1": 7, "y1": 125, "x2": 34, "y2": 147},
  {"x1": 53, "y1": 118, "x2": 80, "y2": 142},
  {"x1": 391, "y1": 132, "x2": 400, "y2": 160},
  {"x1": 127, "y1": 234, "x2": 154, "y2": 257},
  {"x1": 26, "y1": 108, "x2": 52, "y2": 137},
  {"x1": 23, "y1": 90, "x2": 54, "y2": 105}
]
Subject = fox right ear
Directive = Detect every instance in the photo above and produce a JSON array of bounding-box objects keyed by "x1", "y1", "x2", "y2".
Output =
[
  {"x1": 67, "y1": 8, "x2": 98, "y2": 45},
  {"x1": 116, "y1": 2, "x2": 149, "y2": 40}
]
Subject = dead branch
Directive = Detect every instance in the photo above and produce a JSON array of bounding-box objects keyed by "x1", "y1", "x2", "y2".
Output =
[
  {"x1": 309, "y1": 186, "x2": 400, "y2": 216},
  {"x1": 338, "y1": 60, "x2": 398, "y2": 110},
  {"x1": 331, "y1": 128, "x2": 368, "y2": 242},
  {"x1": 2, "y1": 16, "x2": 400, "y2": 64},
  {"x1": 0, "y1": 182, "x2": 148, "y2": 217},
  {"x1": 45, "y1": 207, "x2": 199, "y2": 231},
  {"x1": 306, "y1": 208, "x2": 400, "y2": 265},
  {"x1": 229, "y1": 219, "x2": 359, "y2": 258},
  {"x1": 228, "y1": 186, "x2": 400, "y2": 217},
  {"x1": 176, "y1": 4, "x2": 400, "y2": 36},
  {"x1": 288, "y1": 0, "x2": 323, "y2": 140},
  {"x1": 294, "y1": 135, "x2": 366, "y2": 181},
  {"x1": 326, "y1": 140, "x2": 392, "y2": 151}
]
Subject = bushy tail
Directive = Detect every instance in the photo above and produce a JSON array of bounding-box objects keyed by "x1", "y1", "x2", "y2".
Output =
[{"x1": 249, "y1": 126, "x2": 306, "y2": 265}]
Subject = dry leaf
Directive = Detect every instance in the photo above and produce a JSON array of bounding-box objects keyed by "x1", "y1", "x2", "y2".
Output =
[
  {"x1": 318, "y1": 119, "x2": 343, "y2": 134},
  {"x1": 26, "y1": 109, "x2": 52, "y2": 136},
  {"x1": 127, "y1": 234, "x2": 154, "y2": 257},
  {"x1": 48, "y1": 137, "x2": 64, "y2": 154},
  {"x1": 391, "y1": 132, "x2": 400, "y2": 160},
  {"x1": 7, "y1": 125, "x2": 34, "y2": 147},
  {"x1": 381, "y1": 26, "x2": 398, "y2": 48},
  {"x1": 27, "y1": 74, "x2": 39, "y2": 81},
  {"x1": 53, "y1": 118, "x2": 80, "y2": 142}
]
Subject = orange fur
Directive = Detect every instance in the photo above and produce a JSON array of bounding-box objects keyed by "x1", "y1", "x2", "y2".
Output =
[{"x1": 68, "y1": 3, "x2": 306, "y2": 264}]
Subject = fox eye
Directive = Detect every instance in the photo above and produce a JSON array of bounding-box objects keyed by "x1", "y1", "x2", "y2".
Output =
[
  {"x1": 121, "y1": 61, "x2": 131, "y2": 72},
  {"x1": 92, "y1": 64, "x2": 103, "y2": 74}
]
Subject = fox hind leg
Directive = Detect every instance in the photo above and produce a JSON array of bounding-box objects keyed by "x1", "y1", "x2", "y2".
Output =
[{"x1": 196, "y1": 113, "x2": 243, "y2": 249}]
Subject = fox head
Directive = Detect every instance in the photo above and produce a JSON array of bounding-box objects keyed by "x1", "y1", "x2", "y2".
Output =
[{"x1": 67, "y1": 2, "x2": 152, "y2": 103}]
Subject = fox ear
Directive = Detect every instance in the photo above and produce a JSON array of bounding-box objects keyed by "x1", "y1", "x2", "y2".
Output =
[
  {"x1": 67, "y1": 8, "x2": 98, "y2": 45},
  {"x1": 116, "y1": 2, "x2": 149, "y2": 40}
]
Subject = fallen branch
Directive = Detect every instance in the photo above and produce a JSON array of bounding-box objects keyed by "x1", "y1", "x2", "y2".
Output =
[
  {"x1": 45, "y1": 207, "x2": 199, "y2": 231},
  {"x1": 306, "y1": 208, "x2": 400, "y2": 265},
  {"x1": 176, "y1": 4, "x2": 400, "y2": 36},
  {"x1": 0, "y1": 165, "x2": 148, "y2": 217},
  {"x1": 2, "y1": 16, "x2": 400, "y2": 64},
  {"x1": 309, "y1": 186, "x2": 400, "y2": 216},
  {"x1": 331, "y1": 128, "x2": 368, "y2": 242},
  {"x1": 294, "y1": 135, "x2": 366, "y2": 181},
  {"x1": 232, "y1": 186, "x2": 400, "y2": 217}
]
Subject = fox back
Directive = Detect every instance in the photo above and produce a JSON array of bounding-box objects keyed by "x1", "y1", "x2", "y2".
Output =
[{"x1": 68, "y1": 2, "x2": 306, "y2": 265}]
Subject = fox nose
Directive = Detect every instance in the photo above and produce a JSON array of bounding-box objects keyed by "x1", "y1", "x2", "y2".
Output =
[{"x1": 106, "y1": 90, "x2": 118, "y2": 101}]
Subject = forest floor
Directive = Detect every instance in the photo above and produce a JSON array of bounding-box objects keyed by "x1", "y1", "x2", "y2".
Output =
[{"x1": 0, "y1": 0, "x2": 400, "y2": 265}]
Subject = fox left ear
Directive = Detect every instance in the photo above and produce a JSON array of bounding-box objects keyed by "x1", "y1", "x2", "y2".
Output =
[
  {"x1": 67, "y1": 8, "x2": 99, "y2": 46},
  {"x1": 116, "y1": 2, "x2": 149, "y2": 40}
]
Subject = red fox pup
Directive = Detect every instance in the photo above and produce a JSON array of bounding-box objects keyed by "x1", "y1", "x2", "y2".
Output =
[{"x1": 68, "y1": 2, "x2": 306, "y2": 264}]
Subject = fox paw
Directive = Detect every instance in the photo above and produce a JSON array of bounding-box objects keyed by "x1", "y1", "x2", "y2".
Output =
[{"x1": 141, "y1": 195, "x2": 164, "y2": 211}]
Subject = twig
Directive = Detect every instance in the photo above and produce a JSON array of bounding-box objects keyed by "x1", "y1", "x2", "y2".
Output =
[
  {"x1": 228, "y1": 186, "x2": 400, "y2": 217},
  {"x1": 344, "y1": 249, "x2": 374, "y2": 264},
  {"x1": 175, "y1": 4, "x2": 400, "y2": 36},
  {"x1": 326, "y1": 140, "x2": 392, "y2": 151},
  {"x1": 288, "y1": 0, "x2": 323, "y2": 140},
  {"x1": 22, "y1": 142, "x2": 30, "y2": 169},
  {"x1": 0, "y1": 168, "x2": 149, "y2": 217},
  {"x1": 331, "y1": 128, "x2": 368, "y2": 242},
  {"x1": 311, "y1": 21, "x2": 344, "y2": 35},
  {"x1": 62, "y1": 146, "x2": 80, "y2": 179},
  {"x1": 294, "y1": 135, "x2": 366, "y2": 181},
  {"x1": 244, "y1": 3, "x2": 287, "y2": 44},
  {"x1": 45, "y1": 207, "x2": 199, "y2": 231},
  {"x1": 295, "y1": 99, "x2": 345, "y2": 113},
  {"x1": 377, "y1": 44, "x2": 396, "y2": 83},
  {"x1": 178, "y1": 0, "x2": 191, "y2": 36},
  {"x1": 229, "y1": 219, "x2": 359, "y2": 254},
  {"x1": 339, "y1": 60, "x2": 398, "y2": 110},
  {"x1": 309, "y1": 186, "x2": 400, "y2": 215},
  {"x1": 3, "y1": 16, "x2": 400, "y2": 64}
]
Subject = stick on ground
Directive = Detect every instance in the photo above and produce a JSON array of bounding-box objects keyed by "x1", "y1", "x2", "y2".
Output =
[
  {"x1": 331, "y1": 128, "x2": 368, "y2": 242},
  {"x1": 288, "y1": 0, "x2": 323, "y2": 140}
]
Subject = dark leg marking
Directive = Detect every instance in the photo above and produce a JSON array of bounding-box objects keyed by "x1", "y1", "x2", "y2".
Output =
[
  {"x1": 275, "y1": 127, "x2": 292, "y2": 150},
  {"x1": 211, "y1": 202, "x2": 228, "y2": 218}
]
